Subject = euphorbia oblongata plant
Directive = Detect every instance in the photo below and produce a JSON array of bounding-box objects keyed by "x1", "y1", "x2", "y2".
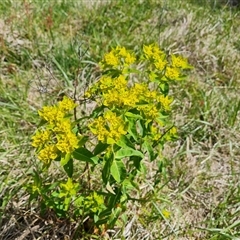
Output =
[{"x1": 30, "y1": 44, "x2": 193, "y2": 233}]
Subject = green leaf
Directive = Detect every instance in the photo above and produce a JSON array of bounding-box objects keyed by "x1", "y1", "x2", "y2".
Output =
[
  {"x1": 90, "y1": 105, "x2": 105, "y2": 119},
  {"x1": 115, "y1": 147, "x2": 144, "y2": 159},
  {"x1": 97, "y1": 208, "x2": 112, "y2": 225},
  {"x1": 143, "y1": 140, "x2": 157, "y2": 161},
  {"x1": 77, "y1": 135, "x2": 89, "y2": 148},
  {"x1": 106, "y1": 186, "x2": 121, "y2": 209},
  {"x1": 127, "y1": 119, "x2": 138, "y2": 141},
  {"x1": 108, "y1": 206, "x2": 122, "y2": 228},
  {"x1": 116, "y1": 135, "x2": 134, "y2": 149},
  {"x1": 73, "y1": 147, "x2": 98, "y2": 164},
  {"x1": 107, "y1": 137, "x2": 116, "y2": 145},
  {"x1": 94, "y1": 214, "x2": 99, "y2": 223},
  {"x1": 63, "y1": 158, "x2": 73, "y2": 178},
  {"x1": 102, "y1": 151, "x2": 114, "y2": 184},
  {"x1": 60, "y1": 153, "x2": 71, "y2": 166},
  {"x1": 94, "y1": 142, "x2": 109, "y2": 155},
  {"x1": 131, "y1": 156, "x2": 143, "y2": 171},
  {"x1": 125, "y1": 112, "x2": 143, "y2": 119},
  {"x1": 110, "y1": 159, "x2": 126, "y2": 183},
  {"x1": 121, "y1": 179, "x2": 136, "y2": 194},
  {"x1": 149, "y1": 71, "x2": 158, "y2": 82},
  {"x1": 137, "y1": 119, "x2": 148, "y2": 137},
  {"x1": 159, "y1": 82, "x2": 169, "y2": 95}
]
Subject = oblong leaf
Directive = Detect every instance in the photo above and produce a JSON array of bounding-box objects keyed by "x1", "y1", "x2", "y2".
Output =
[
  {"x1": 127, "y1": 119, "x2": 138, "y2": 141},
  {"x1": 94, "y1": 142, "x2": 109, "y2": 156},
  {"x1": 110, "y1": 159, "x2": 126, "y2": 183},
  {"x1": 60, "y1": 153, "x2": 71, "y2": 166},
  {"x1": 116, "y1": 135, "x2": 134, "y2": 149},
  {"x1": 125, "y1": 112, "x2": 143, "y2": 119},
  {"x1": 77, "y1": 135, "x2": 89, "y2": 148},
  {"x1": 102, "y1": 151, "x2": 114, "y2": 184},
  {"x1": 115, "y1": 147, "x2": 144, "y2": 159},
  {"x1": 143, "y1": 140, "x2": 157, "y2": 162},
  {"x1": 73, "y1": 147, "x2": 98, "y2": 164},
  {"x1": 63, "y1": 158, "x2": 73, "y2": 178}
]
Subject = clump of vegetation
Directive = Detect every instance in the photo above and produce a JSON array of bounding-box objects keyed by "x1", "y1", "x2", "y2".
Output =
[{"x1": 29, "y1": 44, "x2": 192, "y2": 237}]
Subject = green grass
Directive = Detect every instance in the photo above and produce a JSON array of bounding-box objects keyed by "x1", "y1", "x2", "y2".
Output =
[{"x1": 1, "y1": 0, "x2": 240, "y2": 239}]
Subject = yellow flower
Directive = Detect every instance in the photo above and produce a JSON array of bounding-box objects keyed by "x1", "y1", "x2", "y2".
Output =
[
  {"x1": 103, "y1": 90, "x2": 119, "y2": 107},
  {"x1": 138, "y1": 104, "x2": 159, "y2": 119},
  {"x1": 38, "y1": 144, "x2": 58, "y2": 164},
  {"x1": 89, "y1": 111, "x2": 127, "y2": 144},
  {"x1": 60, "y1": 178, "x2": 79, "y2": 196},
  {"x1": 103, "y1": 50, "x2": 119, "y2": 67},
  {"x1": 143, "y1": 44, "x2": 164, "y2": 60},
  {"x1": 143, "y1": 44, "x2": 153, "y2": 59},
  {"x1": 124, "y1": 52, "x2": 136, "y2": 65},
  {"x1": 169, "y1": 126, "x2": 177, "y2": 136},
  {"x1": 158, "y1": 95, "x2": 173, "y2": 111},
  {"x1": 58, "y1": 96, "x2": 77, "y2": 112},
  {"x1": 132, "y1": 83, "x2": 148, "y2": 97},
  {"x1": 115, "y1": 75, "x2": 127, "y2": 89},
  {"x1": 122, "y1": 90, "x2": 138, "y2": 107},
  {"x1": 171, "y1": 54, "x2": 189, "y2": 69},
  {"x1": 56, "y1": 132, "x2": 79, "y2": 153},
  {"x1": 165, "y1": 66, "x2": 180, "y2": 80},
  {"x1": 145, "y1": 105, "x2": 159, "y2": 119},
  {"x1": 116, "y1": 46, "x2": 136, "y2": 65},
  {"x1": 84, "y1": 90, "x2": 91, "y2": 98},
  {"x1": 162, "y1": 209, "x2": 171, "y2": 219},
  {"x1": 38, "y1": 106, "x2": 65, "y2": 124},
  {"x1": 31, "y1": 129, "x2": 51, "y2": 148},
  {"x1": 99, "y1": 76, "x2": 114, "y2": 90},
  {"x1": 154, "y1": 58, "x2": 167, "y2": 71},
  {"x1": 165, "y1": 126, "x2": 178, "y2": 141},
  {"x1": 150, "y1": 126, "x2": 161, "y2": 141},
  {"x1": 85, "y1": 191, "x2": 105, "y2": 213},
  {"x1": 116, "y1": 46, "x2": 128, "y2": 57},
  {"x1": 54, "y1": 119, "x2": 72, "y2": 134}
]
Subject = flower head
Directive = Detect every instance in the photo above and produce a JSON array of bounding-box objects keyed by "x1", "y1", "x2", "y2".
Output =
[
  {"x1": 38, "y1": 144, "x2": 58, "y2": 164},
  {"x1": 103, "y1": 50, "x2": 119, "y2": 67},
  {"x1": 58, "y1": 96, "x2": 77, "y2": 112},
  {"x1": 171, "y1": 55, "x2": 189, "y2": 69},
  {"x1": 89, "y1": 111, "x2": 127, "y2": 144},
  {"x1": 38, "y1": 106, "x2": 65, "y2": 124},
  {"x1": 31, "y1": 129, "x2": 52, "y2": 148},
  {"x1": 165, "y1": 66, "x2": 180, "y2": 80},
  {"x1": 56, "y1": 132, "x2": 79, "y2": 153}
]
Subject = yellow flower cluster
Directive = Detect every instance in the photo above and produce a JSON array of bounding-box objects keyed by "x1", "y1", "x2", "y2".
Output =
[
  {"x1": 171, "y1": 55, "x2": 189, "y2": 69},
  {"x1": 88, "y1": 74, "x2": 173, "y2": 119},
  {"x1": 165, "y1": 126, "x2": 177, "y2": 141},
  {"x1": 84, "y1": 191, "x2": 105, "y2": 214},
  {"x1": 143, "y1": 44, "x2": 165, "y2": 61},
  {"x1": 150, "y1": 125, "x2": 177, "y2": 142},
  {"x1": 31, "y1": 96, "x2": 79, "y2": 165},
  {"x1": 38, "y1": 97, "x2": 77, "y2": 124},
  {"x1": 85, "y1": 44, "x2": 192, "y2": 144},
  {"x1": 89, "y1": 111, "x2": 127, "y2": 144},
  {"x1": 100, "y1": 46, "x2": 136, "y2": 69},
  {"x1": 60, "y1": 178, "x2": 79, "y2": 197},
  {"x1": 143, "y1": 43, "x2": 192, "y2": 80},
  {"x1": 165, "y1": 66, "x2": 180, "y2": 80}
]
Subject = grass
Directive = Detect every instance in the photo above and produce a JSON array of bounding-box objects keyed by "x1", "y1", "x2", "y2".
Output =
[{"x1": 0, "y1": 0, "x2": 240, "y2": 239}]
